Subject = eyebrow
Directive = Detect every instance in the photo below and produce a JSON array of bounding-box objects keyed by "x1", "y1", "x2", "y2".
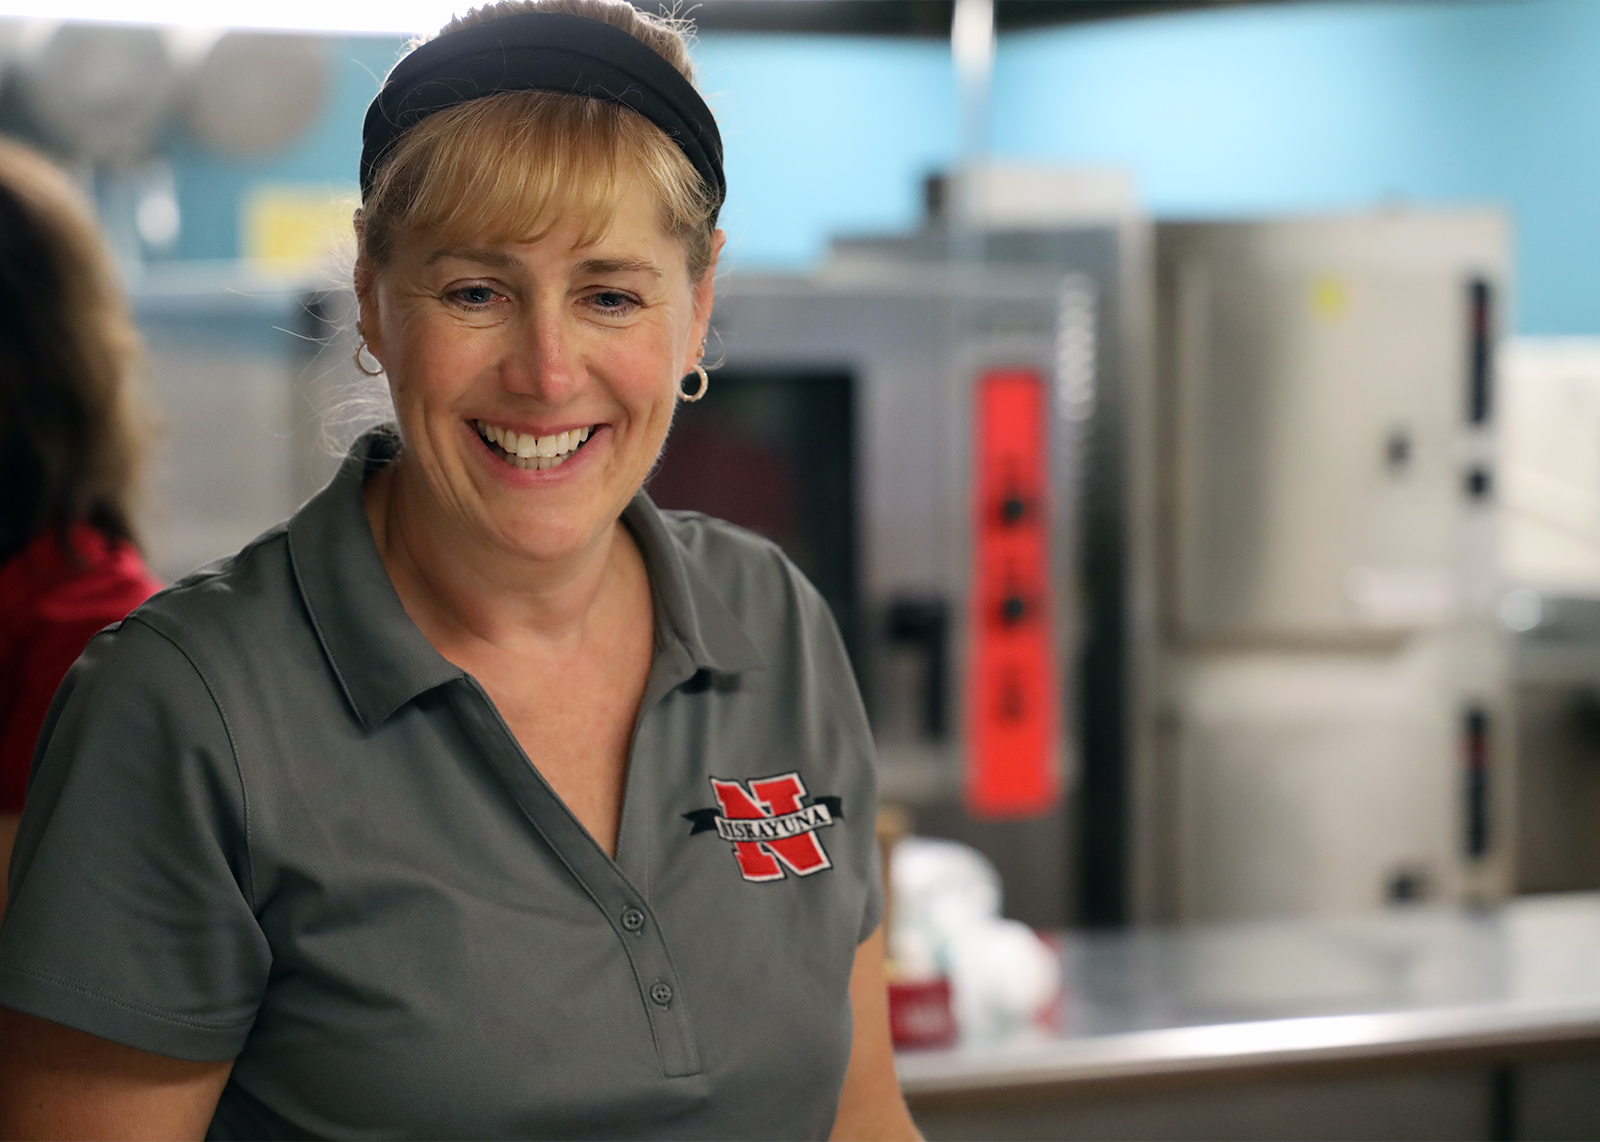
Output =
[
  {"x1": 423, "y1": 249, "x2": 662, "y2": 279},
  {"x1": 426, "y1": 247, "x2": 523, "y2": 270},
  {"x1": 577, "y1": 257, "x2": 661, "y2": 278}
]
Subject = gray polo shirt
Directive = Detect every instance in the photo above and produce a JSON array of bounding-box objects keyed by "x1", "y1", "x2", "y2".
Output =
[{"x1": 0, "y1": 430, "x2": 881, "y2": 1140}]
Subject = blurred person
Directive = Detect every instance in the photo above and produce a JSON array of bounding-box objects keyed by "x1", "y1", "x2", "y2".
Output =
[
  {"x1": 0, "y1": 3, "x2": 918, "y2": 1139},
  {"x1": 0, "y1": 138, "x2": 161, "y2": 918}
]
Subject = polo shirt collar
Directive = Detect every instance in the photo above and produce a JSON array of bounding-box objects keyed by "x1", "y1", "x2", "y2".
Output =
[
  {"x1": 287, "y1": 430, "x2": 462, "y2": 730},
  {"x1": 287, "y1": 429, "x2": 762, "y2": 730},
  {"x1": 621, "y1": 495, "x2": 766, "y2": 677}
]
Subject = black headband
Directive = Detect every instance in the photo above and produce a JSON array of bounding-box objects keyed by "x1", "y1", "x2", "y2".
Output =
[{"x1": 360, "y1": 11, "x2": 725, "y2": 222}]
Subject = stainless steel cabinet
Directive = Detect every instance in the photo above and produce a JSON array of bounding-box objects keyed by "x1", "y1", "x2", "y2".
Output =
[{"x1": 1150, "y1": 212, "x2": 1513, "y2": 922}]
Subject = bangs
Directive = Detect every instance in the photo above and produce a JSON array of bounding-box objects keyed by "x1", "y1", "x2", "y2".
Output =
[{"x1": 362, "y1": 89, "x2": 714, "y2": 276}]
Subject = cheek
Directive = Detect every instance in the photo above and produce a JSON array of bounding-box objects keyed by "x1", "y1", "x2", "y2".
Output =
[
  {"x1": 394, "y1": 322, "x2": 491, "y2": 406},
  {"x1": 606, "y1": 339, "x2": 682, "y2": 421}
]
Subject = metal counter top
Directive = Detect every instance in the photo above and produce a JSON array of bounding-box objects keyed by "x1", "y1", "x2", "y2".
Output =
[{"x1": 895, "y1": 892, "x2": 1600, "y2": 1096}]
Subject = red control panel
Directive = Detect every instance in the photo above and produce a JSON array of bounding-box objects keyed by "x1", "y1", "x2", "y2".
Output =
[{"x1": 967, "y1": 368, "x2": 1060, "y2": 819}]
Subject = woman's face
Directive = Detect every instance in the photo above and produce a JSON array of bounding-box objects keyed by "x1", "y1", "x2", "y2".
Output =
[{"x1": 358, "y1": 183, "x2": 719, "y2": 566}]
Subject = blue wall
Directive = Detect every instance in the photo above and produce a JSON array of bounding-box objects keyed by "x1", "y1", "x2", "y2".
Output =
[
  {"x1": 691, "y1": 36, "x2": 957, "y2": 268},
  {"x1": 159, "y1": 0, "x2": 1600, "y2": 333},
  {"x1": 991, "y1": 0, "x2": 1600, "y2": 334}
]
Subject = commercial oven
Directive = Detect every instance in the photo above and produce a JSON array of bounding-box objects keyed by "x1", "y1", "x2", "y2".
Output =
[{"x1": 1149, "y1": 211, "x2": 1515, "y2": 921}]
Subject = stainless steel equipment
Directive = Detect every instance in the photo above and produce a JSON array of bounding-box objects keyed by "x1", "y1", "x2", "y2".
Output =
[
  {"x1": 17, "y1": 22, "x2": 179, "y2": 167},
  {"x1": 1147, "y1": 211, "x2": 1514, "y2": 922},
  {"x1": 182, "y1": 32, "x2": 329, "y2": 158},
  {"x1": 900, "y1": 893, "x2": 1600, "y2": 1141}
]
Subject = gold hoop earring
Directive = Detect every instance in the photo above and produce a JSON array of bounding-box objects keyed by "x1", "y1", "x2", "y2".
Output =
[
  {"x1": 352, "y1": 339, "x2": 384, "y2": 377},
  {"x1": 679, "y1": 363, "x2": 709, "y2": 402}
]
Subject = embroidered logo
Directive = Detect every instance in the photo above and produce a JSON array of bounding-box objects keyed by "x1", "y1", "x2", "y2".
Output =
[{"x1": 684, "y1": 771, "x2": 842, "y2": 882}]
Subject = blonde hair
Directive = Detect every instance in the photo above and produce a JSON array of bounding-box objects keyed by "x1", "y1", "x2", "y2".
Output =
[
  {"x1": 358, "y1": 0, "x2": 717, "y2": 282},
  {"x1": 0, "y1": 138, "x2": 148, "y2": 563}
]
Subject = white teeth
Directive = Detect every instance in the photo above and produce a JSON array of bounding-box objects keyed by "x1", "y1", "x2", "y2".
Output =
[{"x1": 478, "y1": 422, "x2": 593, "y2": 467}]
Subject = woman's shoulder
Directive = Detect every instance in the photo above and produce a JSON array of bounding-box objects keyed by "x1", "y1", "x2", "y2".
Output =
[
  {"x1": 647, "y1": 506, "x2": 858, "y2": 696},
  {"x1": 653, "y1": 508, "x2": 790, "y2": 571},
  {"x1": 42, "y1": 519, "x2": 319, "y2": 766},
  {"x1": 118, "y1": 520, "x2": 301, "y2": 661},
  {"x1": 652, "y1": 508, "x2": 821, "y2": 618}
]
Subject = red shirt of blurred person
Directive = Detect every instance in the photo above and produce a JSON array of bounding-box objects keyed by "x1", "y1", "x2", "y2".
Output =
[{"x1": 0, "y1": 526, "x2": 160, "y2": 813}]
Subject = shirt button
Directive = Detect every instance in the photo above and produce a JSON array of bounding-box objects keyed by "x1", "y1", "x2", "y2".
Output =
[
  {"x1": 621, "y1": 908, "x2": 645, "y2": 932},
  {"x1": 649, "y1": 982, "x2": 673, "y2": 1007}
]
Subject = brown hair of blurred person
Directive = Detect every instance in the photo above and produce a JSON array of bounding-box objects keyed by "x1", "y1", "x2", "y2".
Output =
[
  {"x1": 0, "y1": 139, "x2": 147, "y2": 562},
  {"x1": 0, "y1": 138, "x2": 161, "y2": 916}
]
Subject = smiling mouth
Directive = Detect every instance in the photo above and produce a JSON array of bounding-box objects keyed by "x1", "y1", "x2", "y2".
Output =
[{"x1": 475, "y1": 420, "x2": 595, "y2": 471}]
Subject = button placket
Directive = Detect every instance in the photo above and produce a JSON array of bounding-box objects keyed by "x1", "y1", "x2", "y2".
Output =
[{"x1": 463, "y1": 687, "x2": 703, "y2": 1078}]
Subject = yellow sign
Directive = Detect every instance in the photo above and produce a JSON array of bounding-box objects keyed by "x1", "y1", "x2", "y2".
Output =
[
  {"x1": 242, "y1": 186, "x2": 358, "y2": 274},
  {"x1": 1310, "y1": 274, "x2": 1349, "y2": 321}
]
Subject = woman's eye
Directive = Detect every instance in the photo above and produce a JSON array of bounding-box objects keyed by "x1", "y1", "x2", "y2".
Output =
[
  {"x1": 448, "y1": 285, "x2": 502, "y2": 308},
  {"x1": 587, "y1": 290, "x2": 639, "y2": 315}
]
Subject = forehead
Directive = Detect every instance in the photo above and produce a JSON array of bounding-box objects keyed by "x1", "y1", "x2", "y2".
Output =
[{"x1": 395, "y1": 178, "x2": 687, "y2": 275}]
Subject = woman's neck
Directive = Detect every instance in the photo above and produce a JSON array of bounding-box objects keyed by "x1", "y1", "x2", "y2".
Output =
[{"x1": 363, "y1": 458, "x2": 636, "y2": 660}]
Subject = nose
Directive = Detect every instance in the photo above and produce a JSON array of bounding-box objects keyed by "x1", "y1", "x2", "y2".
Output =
[{"x1": 501, "y1": 303, "x2": 583, "y2": 403}]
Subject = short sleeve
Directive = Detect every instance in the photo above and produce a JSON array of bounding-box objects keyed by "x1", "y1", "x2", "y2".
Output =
[
  {"x1": 0, "y1": 618, "x2": 269, "y2": 1061},
  {"x1": 824, "y1": 614, "x2": 883, "y2": 948},
  {"x1": 858, "y1": 830, "x2": 885, "y2": 944}
]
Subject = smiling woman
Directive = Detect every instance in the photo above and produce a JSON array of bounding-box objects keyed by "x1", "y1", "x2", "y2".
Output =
[
  {"x1": 359, "y1": 184, "x2": 705, "y2": 581},
  {"x1": 0, "y1": 3, "x2": 918, "y2": 1140}
]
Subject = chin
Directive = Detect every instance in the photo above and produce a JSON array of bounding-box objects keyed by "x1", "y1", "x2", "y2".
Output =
[{"x1": 489, "y1": 514, "x2": 606, "y2": 563}]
